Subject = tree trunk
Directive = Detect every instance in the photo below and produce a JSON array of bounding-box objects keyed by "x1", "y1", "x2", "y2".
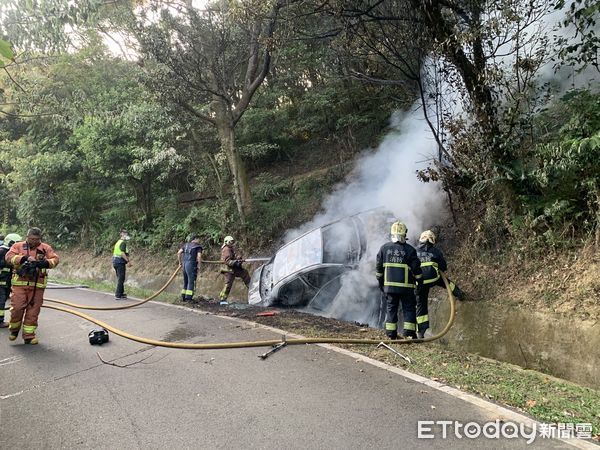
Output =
[
  {"x1": 217, "y1": 122, "x2": 252, "y2": 224},
  {"x1": 594, "y1": 185, "x2": 600, "y2": 251}
]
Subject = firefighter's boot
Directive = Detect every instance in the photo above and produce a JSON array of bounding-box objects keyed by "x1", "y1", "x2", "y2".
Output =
[{"x1": 8, "y1": 322, "x2": 19, "y2": 341}]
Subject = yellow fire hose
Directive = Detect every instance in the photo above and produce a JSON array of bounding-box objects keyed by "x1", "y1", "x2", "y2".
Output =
[
  {"x1": 44, "y1": 266, "x2": 182, "y2": 310},
  {"x1": 39, "y1": 271, "x2": 456, "y2": 349}
]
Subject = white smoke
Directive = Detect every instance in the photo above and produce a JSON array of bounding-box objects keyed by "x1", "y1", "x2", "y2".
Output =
[
  {"x1": 538, "y1": 5, "x2": 599, "y2": 93},
  {"x1": 284, "y1": 105, "x2": 448, "y2": 244},
  {"x1": 283, "y1": 104, "x2": 449, "y2": 326}
]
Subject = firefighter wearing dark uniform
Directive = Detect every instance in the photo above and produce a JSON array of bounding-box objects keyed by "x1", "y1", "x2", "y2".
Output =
[
  {"x1": 416, "y1": 230, "x2": 465, "y2": 338},
  {"x1": 219, "y1": 235, "x2": 250, "y2": 304},
  {"x1": 375, "y1": 221, "x2": 423, "y2": 339},
  {"x1": 177, "y1": 234, "x2": 203, "y2": 301},
  {"x1": 0, "y1": 233, "x2": 22, "y2": 328}
]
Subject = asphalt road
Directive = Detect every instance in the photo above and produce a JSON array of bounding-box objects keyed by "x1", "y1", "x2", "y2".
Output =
[{"x1": 0, "y1": 286, "x2": 578, "y2": 449}]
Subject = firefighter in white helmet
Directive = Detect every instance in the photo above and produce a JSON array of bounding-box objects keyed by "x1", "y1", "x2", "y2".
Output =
[
  {"x1": 415, "y1": 229, "x2": 465, "y2": 338},
  {"x1": 219, "y1": 235, "x2": 250, "y2": 304},
  {"x1": 375, "y1": 221, "x2": 423, "y2": 339}
]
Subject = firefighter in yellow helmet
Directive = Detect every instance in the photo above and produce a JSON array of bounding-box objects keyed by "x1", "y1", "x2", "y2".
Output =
[
  {"x1": 375, "y1": 221, "x2": 423, "y2": 339},
  {"x1": 415, "y1": 229, "x2": 465, "y2": 338},
  {"x1": 219, "y1": 235, "x2": 250, "y2": 304}
]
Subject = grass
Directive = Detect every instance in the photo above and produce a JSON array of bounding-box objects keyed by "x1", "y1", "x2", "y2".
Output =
[
  {"x1": 49, "y1": 276, "x2": 175, "y2": 304},
  {"x1": 355, "y1": 344, "x2": 600, "y2": 433},
  {"x1": 244, "y1": 312, "x2": 600, "y2": 438},
  {"x1": 50, "y1": 274, "x2": 600, "y2": 438}
]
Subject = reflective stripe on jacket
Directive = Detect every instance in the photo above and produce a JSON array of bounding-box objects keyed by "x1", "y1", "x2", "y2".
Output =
[
  {"x1": 416, "y1": 242, "x2": 448, "y2": 285},
  {"x1": 0, "y1": 246, "x2": 11, "y2": 286},
  {"x1": 375, "y1": 241, "x2": 422, "y2": 294},
  {"x1": 6, "y1": 241, "x2": 59, "y2": 289}
]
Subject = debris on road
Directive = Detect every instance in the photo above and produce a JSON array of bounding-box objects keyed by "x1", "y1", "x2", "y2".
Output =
[
  {"x1": 377, "y1": 342, "x2": 412, "y2": 364},
  {"x1": 258, "y1": 341, "x2": 287, "y2": 360}
]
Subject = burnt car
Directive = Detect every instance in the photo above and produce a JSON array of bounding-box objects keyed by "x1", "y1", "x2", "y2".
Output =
[{"x1": 248, "y1": 208, "x2": 393, "y2": 327}]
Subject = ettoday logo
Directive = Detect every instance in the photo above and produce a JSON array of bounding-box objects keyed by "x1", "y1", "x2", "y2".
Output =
[{"x1": 417, "y1": 420, "x2": 593, "y2": 444}]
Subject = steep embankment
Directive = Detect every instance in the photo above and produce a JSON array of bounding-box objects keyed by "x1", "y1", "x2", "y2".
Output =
[{"x1": 452, "y1": 243, "x2": 600, "y2": 322}]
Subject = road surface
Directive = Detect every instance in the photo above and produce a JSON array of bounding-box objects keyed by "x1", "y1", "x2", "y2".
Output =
[{"x1": 0, "y1": 286, "x2": 583, "y2": 449}]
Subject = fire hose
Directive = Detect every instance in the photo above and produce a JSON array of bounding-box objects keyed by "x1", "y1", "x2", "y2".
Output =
[
  {"x1": 43, "y1": 259, "x2": 266, "y2": 309},
  {"x1": 43, "y1": 266, "x2": 182, "y2": 310},
  {"x1": 39, "y1": 270, "x2": 456, "y2": 349}
]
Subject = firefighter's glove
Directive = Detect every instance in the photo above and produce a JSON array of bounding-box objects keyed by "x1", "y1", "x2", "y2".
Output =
[
  {"x1": 36, "y1": 259, "x2": 50, "y2": 269},
  {"x1": 415, "y1": 279, "x2": 424, "y2": 295},
  {"x1": 19, "y1": 255, "x2": 29, "y2": 265},
  {"x1": 232, "y1": 260, "x2": 243, "y2": 269},
  {"x1": 377, "y1": 277, "x2": 384, "y2": 292},
  {"x1": 17, "y1": 261, "x2": 38, "y2": 277}
]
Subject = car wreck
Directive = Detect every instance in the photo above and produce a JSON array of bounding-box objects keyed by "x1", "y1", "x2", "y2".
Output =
[{"x1": 248, "y1": 208, "x2": 393, "y2": 327}]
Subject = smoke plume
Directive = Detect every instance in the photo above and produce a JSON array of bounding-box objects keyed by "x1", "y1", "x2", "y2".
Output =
[
  {"x1": 285, "y1": 105, "x2": 449, "y2": 326},
  {"x1": 285, "y1": 106, "x2": 448, "y2": 244}
]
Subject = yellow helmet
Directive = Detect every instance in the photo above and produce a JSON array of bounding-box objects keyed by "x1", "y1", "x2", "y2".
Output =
[
  {"x1": 419, "y1": 230, "x2": 436, "y2": 244},
  {"x1": 390, "y1": 221, "x2": 407, "y2": 243},
  {"x1": 224, "y1": 235, "x2": 235, "y2": 245}
]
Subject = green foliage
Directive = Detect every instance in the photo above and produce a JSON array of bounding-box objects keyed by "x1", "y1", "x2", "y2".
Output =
[
  {"x1": 0, "y1": 38, "x2": 14, "y2": 64},
  {"x1": 253, "y1": 173, "x2": 293, "y2": 201},
  {"x1": 554, "y1": 0, "x2": 600, "y2": 72},
  {"x1": 501, "y1": 89, "x2": 600, "y2": 247},
  {"x1": 0, "y1": 0, "x2": 598, "y2": 261},
  {"x1": 247, "y1": 168, "x2": 348, "y2": 247}
]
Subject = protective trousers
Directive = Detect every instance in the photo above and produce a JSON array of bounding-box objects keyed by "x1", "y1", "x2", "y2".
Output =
[
  {"x1": 181, "y1": 262, "x2": 198, "y2": 301},
  {"x1": 416, "y1": 277, "x2": 463, "y2": 336},
  {"x1": 416, "y1": 285, "x2": 431, "y2": 336},
  {"x1": 219, "y1": 268, "x2": 250, "y2": 301},
  {"x1": 113, "y1": 263, "x2": 126, "y2": 298},
  {"x1": 384, "y1": 292, "x2": 417, "y2": 339},
  {"x1": 9, "y1": 285, "x2": 45, "y2": 341}
]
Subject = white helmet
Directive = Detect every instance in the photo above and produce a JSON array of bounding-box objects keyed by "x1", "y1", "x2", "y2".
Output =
[
  {"x1": 224, "y1": 236, "x2": 235, "y2": 245},
  {"x1": 4, "y1": 233, "x2": 22, "y2": 246},
  {"x1": 390, "y1": 221, "x2": 407, "y2": 244},
  {"x1": 419, "y1": 230, "x2": 436, "y2": 245}
]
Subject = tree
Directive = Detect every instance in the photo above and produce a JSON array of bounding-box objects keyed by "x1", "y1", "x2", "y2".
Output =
[
  {"x1": 0, "y1": 46, "x2": 186, "y2": 239},
  {"x1": 554, "y1": 0, "x2": 600, "y2": 73},
  {"x1": 111, "y1": 0, "x2": 286, "y2": 224}
]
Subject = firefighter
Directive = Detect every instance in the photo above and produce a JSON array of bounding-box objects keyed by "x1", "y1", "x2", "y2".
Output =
[
  {"x1": 219, "y1": 235, "x2": 250, "y2": 304},
  {"x1": 0, "y1": 233, "x2": 22, "y2": 328},
  {"x1": 177, "y1": 234, "x2": 203, "y2": 302},
  {"x1": 375, "y1": 221, "x2": 423, "y2": 339},
  {"x1": 112, "y1": 229, "x2": 131, "y2": 300},
  {"x1": 5, "y1": 227, "x2": 59, "y2": 344},
  {"x1": 415, "y1": 230, "x2": 465, "y2": 338}
]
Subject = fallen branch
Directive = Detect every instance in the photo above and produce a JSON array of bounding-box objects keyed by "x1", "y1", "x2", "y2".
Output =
[{"x1": 96, "y1": 351, "x2": 156, "y2": 368}]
